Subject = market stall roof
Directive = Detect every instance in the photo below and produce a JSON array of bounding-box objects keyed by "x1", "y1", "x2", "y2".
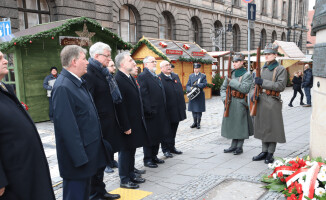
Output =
[
  {"x1": 274, "y1": 40, "x2": 305, "y2": 58},
  {"x1": 207, "y1": 51, "x2": 231, "y2": 57},
  {"x1": 131, "y1": 36, "x2": 214, "y2": 64},
  {"x1": 0, "y1": 17, "x2": 132, "y2": 52}
]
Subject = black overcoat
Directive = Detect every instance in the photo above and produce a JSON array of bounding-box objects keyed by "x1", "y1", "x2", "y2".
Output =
[
  {"x1": 83, "y1": 63, "x2": 123, "y2": 153},
  {"x1": 159, "y1": 72, "x2": 186, "y2": 123},
  {"x1": 52, "y1": 69, "x2": 107, "y2": 179},
  {"x1": 0, "y1": 84, "x2": 55, "y2": 200},
  {"x1": 137, "y1": 68, "x2": 171, "y2": 145},
  {"x1": 114, "y1": 70, "x2": 149, "y2": 149}
]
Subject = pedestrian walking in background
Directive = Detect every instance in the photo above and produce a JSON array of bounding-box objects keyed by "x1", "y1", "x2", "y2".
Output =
[
  {"x1": 288, "y1": 71, "x2": 305, "y2": 107},
  {"x1": 221, "y1": 53, "x2": 254, "y2": 155},
  {"x1": 302, "y1": 64, "x2": 313, "y2": 107},
  {"x1": 0, "y1": 51, "x2": 55, "y2": 200},
  {"x1": 159, "y1": 61, "x2": 186, "y2": 158},
  {"x1": 52, "y1": 45, "x2": 108, "y2": 200},
  {"x1": 251, "y1": 43, "x2": 287, "y2": 164},
  {"x1": 43, "y1": 66, "x2": 58, "y2": 122},
  {"x1": 82, "y1": 42, "x2": 121, "y2": 200},
  {"x1": 186, "y1": 63, "x2": 207, "y2": 129}
]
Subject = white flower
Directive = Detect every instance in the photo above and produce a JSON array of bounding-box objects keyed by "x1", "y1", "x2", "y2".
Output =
[
  {"x1": 318, "y1": 173, "x2": 326, "y2": 181},
  {"x1": 268, "y1": 163, "x2": 274, "y2": 169},
  {"x1": 273, "y1": 173, "x2": 277, "y2": 179},
  {"x1": 315, "y1": 187, "x2": 325, "y2": 197},
  {"x1": 320, "y1": 166, "x2": 326, "y2": 173},
  {"x1": 305, "y1": 161, "x2": 313, "y2": 166}
]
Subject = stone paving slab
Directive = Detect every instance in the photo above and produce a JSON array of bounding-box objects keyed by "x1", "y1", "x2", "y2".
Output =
[{"x1": 34, "y1": 87, "x2": 312, "y2": 200}]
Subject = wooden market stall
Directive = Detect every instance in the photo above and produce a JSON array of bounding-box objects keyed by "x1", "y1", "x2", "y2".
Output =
[
  {"x1": 131, "y1": 37, "x2": 214, "y2": 102},
  {"x1": 0, "y1": 17, "x2": 132, "y2": 122}
]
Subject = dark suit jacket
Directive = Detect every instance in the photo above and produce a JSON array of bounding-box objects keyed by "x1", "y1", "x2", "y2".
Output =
[
  {"x1": 114, "y1": 70, "x2": 149, "y2": 149},
  {"x1": 83, "y1": 63, "x2": 123, "y2": 153},
  {"x1": 137, "y1": 68, "x2": 171, "y2": 145},
  {"x1": 0, "y1": 84, "x2": 55, "y2": 200},
  {"x1": 52, "y1": 68, "x2": 107, "y2": 179},
  {"x1": 159, "y1": 72, "x2": 186, "y2": 123}
]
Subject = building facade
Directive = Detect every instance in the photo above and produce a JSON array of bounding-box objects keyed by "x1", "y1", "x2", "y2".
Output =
[{"x1": 0, "y1": 0, "x2": 309, "y2": 52}]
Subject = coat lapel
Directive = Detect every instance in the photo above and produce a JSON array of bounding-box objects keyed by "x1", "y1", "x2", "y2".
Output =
[
  {"x1": 117, "y1": 71, "x2": 138, "y2": 90},
  {"x1": 145, "y1": 69, "x2": 162, "y2": 88}
]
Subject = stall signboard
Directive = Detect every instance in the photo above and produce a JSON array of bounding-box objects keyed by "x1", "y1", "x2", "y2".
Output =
[
  {"x1": 59, "y1": 36, "x2": 90, "y2": 46},
  {"x1": 166, "y1": 49, "x2": 183, "y2": 55},
  {"x1": 192, "y1": 52, "x2": 205, "y2": 56}
]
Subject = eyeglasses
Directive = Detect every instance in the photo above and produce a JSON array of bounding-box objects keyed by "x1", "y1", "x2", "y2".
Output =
[
  {"x1": 99, "y1": 54, "x2": 111, "y2": 59},
  {"x1": 148, "y1": 60, "x2": 157, "y2": 64}
]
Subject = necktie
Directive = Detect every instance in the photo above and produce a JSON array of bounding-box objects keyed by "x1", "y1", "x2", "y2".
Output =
[
  {"x1": 168, "y1": 75, "x2": 172, "y2": 80},
  {"x1": 129, "y1": 76, "x2": 136, "y2": 87},
  {"x1": 0, "y1": 82, "x2": 8, "y2": 92}
]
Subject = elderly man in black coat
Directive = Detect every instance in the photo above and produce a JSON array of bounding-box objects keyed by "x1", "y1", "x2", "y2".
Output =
[
  {"x1": 52, "y1": 45, "x2": 108, "y2": 200},
  {"x1": 114, "y1": 52, "x2": 149, "y2": 189},
  {"x1": 138, "y1": 56, "x2": 171, "y2": 168},
  {"x1": 159, "y1": 61, "x2": 186, "y2": 158},
  {"x1": 82, "y1": 42, "x2": 121, "y2": 200},
  {"x1": 0, "y1": 51, "x2": 55, "y2": 199}
]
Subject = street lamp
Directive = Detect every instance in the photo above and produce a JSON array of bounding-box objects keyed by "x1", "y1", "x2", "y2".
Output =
[{"x1": 224, "y1": 7, "x2": 233, "y2": 50}]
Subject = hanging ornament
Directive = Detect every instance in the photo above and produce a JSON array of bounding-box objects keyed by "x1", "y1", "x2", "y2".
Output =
[
  {"x1": 113, "y1": 35, "x2": 115, "y2": 38},
  {"x1": 183, "y1": 44, "x2": 190, "y2": 50},
  {"x1": 75, "y1": 23, "x2": 96, "y2": 45},
  {"x1": 52, "y1": 36, "x2": 54, "y2": 40},
  {"x1": 14, "y1": 42, "x2": 17, "y2": 45},
  {"x1": 29, "y1": 40, "x2": 32, "y2": 44}
]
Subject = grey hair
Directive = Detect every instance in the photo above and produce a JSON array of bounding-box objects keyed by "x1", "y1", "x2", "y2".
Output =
[
  {"x1": 60, "y1": 45, "x2": 87, "y2": 68},
  {"x1": 89, "y1": 42, "x2": 112, "y2": 58},
  {"x1": 115, "y1": 51, "x2": 130, "y2": 69},
  {"x1": 143, "y1": 56, "x2": 155, "y2": 64},
  {"x1": 160, "y1": 60, "x2": 170, "y2": 68}
]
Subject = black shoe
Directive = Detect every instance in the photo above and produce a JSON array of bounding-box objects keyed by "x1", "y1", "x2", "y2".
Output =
[
  {"x1": 104, "y1": 166, "x2": 114, "y2": 173},
  {"x1": 300, "y1": 102, "x2": 305, "y2": 105},
  {"x1": 264, "y1": 153, "x2": 274, "y2": 164},
  {"x1": 131, "y1": 177, "x2": 146, "y2": 184},
  {"x1": 153, "y1": 157, "x2": 165, "y2": 164},
  {"x1": 163, "y1": 151, "x2": 173, "y2": 158},
  {"x1": 100, "y1": 193, "x2": 121, "y2": 200},
  {"x1": 252, "y1": 152, "x2": 268, "y2": 161},
  {"x1": 120, "y1": 181, "x2": 139, "y2": 189},
  {"x1": 144, "y1": 161, "x2": 158, "y2": 168},
  {"x1": 197, "y1": 118, "x2": 201, "y2": 129},
  {"x1": 233, "y1": 148, "x2": 243, "y2": 155},
  {"x1": 134, "y1": 168, "x2": 146, "y2": 174},
  {"x1": 190, "y1": 123, "x2": 197, "y2": 128},
  {"x1": 171, "y1": 148, "x2": 183, "y2": 154},
  {"x1": 224, "y1": 147, "x2": 237, "y2": 153},
  {"x1": 288, "y1": 103, "x2": 293, "y2": 107}
]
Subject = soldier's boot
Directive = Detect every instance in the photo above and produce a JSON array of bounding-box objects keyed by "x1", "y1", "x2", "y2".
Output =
[
  {"x1": 196, "y1": 118, "x2": 201, "y2": 129},
  {"x1": 252, "y1": 152, "x2": 268, "y2": 161},
  {"x1": 190, "y1": 117, "x2": 197, "y2": 128},
  {"x1": 224, "y1": 147, "x2": 237, "y2": 153},
  {"x1": 233, "y1": 147, "x2": 243, "y2": 155},
  {"x1": 264, "y1": 153, "x2": 274, "y2": 164}
]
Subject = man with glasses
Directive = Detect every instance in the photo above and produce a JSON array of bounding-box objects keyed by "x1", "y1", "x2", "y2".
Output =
[
  {"x1": 83, "y1": 42, "x2": 121, "y2": 200},
  {"x1": 138, "y1": 56, "x2": 171, "y2": 168}
]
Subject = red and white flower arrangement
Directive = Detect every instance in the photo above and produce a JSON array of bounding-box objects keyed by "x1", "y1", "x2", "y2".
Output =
[{"x1": 262, "y1": 156, "x2": 326, "y2": 200}]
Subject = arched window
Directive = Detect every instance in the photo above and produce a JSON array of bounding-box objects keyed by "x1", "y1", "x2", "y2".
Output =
[
  {"x1": 158, "y1": 12, "x2": 174, "y2": 40},
  {"x1": 17, "y1": 0, "x2": 50, "y2": 30},
  {"x1": 250, "y1": 28, "x2": 255, "y2": 50},
  {"x1": 118, "y1": 5, "x2": 137, "y2": 44},
  {"x1": 272, "y1": 31, "x2": 277, "y2": 43},
  {"x1": 232, "y1": 24, "x2": 241, "y2": 52},
  {"x1": 281, "y1": 32, "x2": 286, "y2": 41},
  {"x1": 260, "y1": 29, "x2": 267, "y2": 48},
  {"x1": 213, "y1": 20, "x2": 223, "y2": 51},
  {"x1": 189, "y1": 17, "x2": 202, "y2": 45}
]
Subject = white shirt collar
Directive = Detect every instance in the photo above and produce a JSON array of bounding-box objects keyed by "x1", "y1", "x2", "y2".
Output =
[{"x1": 67, "y1": 70, "x2": 82, "y2": 82}]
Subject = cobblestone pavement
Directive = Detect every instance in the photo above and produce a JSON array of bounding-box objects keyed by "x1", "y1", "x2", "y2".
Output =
[{"x1": 36, "y1": 87, "x2": 312, "y2": 199}]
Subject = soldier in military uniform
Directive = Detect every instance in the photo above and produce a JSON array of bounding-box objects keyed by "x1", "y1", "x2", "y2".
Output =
[
  {"x1": 252, "y1": 43, "x2": 287, "y2": 164},
  {"x1": 221, "y1": 53, "x2": 254, "y2": 155},
  {"x1": 186, "y1": 63, "x2": 207, "y2": 129}
]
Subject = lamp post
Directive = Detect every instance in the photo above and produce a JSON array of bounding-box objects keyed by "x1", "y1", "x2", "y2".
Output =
[{"x1": 224, "y1": 7, "x2": 233, "y2": 51}]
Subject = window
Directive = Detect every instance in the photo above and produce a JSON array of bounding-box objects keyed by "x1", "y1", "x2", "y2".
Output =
[
  {"x1": 281, "y1": 32, "x2": 286, "y2": 41},
  {"x1": 250, "y1": 28, "x2": 255, "y2": 50},
  {"x1": 118, "y1": 5, "x2": 137, "y2": 44},
  {"x1": 213, "y1": 21, "x2": 223, "y2": 51},
  {"x1": 261, "y1": 0, "x2": 267, "y2": 16},
  {"x1": 273, "y1": 0, "x2": 278, "y2": 18},
  {"x1": 260, "y1": 29, "x2": 267, "y2": 48},
  {"x1": 232, "y1": 24, "x2": 241, "y2": 52},
  {"x1": 233, "y1": 0, "x2": 240, "y2": 7},
  {"x1": 190, "y1": 17, "x2": 201, "y2": 45},
  {"x1": 282, "y1": 1, "x2": 287, "y2": 20},
  {"x1": 298, "y1": 0, "x2": 304, "y2": 25},
  {"x1": 158, "y1": 12, "x2": 173, "y2": 40},
  {"x1": 3, "y1": 53, "x2": 16, "y2": 92},
  {"x1": 272, "y1": 31, "x2": 277, "y2": 43}
]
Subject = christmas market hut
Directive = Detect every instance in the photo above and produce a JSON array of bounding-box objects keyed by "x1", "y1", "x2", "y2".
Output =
[
  {"x1": 131, "y1": 37, "x2": 214, "y2": 101},
  {"x1": 0, "y1": 17, "x2": 132, "y2": 122}
]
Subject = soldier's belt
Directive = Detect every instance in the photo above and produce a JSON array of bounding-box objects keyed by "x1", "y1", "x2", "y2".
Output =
[
  {"x1": 231, "y1": 90, "x2": 246, "y2": 99},
  {"x1": 262, "y1": 89, "x2": 280, "y2": 97}
]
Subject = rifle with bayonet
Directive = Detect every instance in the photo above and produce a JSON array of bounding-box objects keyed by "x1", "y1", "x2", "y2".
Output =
[
  {"x1": 223, "y1": 49, "x2": 233, "y2": 118},
  {"x1": 250, "y1": 38, "x2": 262, "y2": 116}
]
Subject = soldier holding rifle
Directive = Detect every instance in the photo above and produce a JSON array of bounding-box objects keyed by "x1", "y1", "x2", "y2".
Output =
[
  {"x1": 221, "y1": 53, "x2": 253, "y2": 155},
  {"x1": 251, "y1": 43, "x2": 287, "y2": 164}
]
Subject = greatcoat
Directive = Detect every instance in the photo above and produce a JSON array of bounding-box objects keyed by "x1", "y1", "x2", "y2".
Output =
[
  {"x1": 0, "y1": 84, "x2": 55, "y2": 200},
  {"x1": 221, "y1": 70, "x2": 254, "y2": 139},
  {"x1": 186, "y1": 72, "x2": 207, "y2": 112},
  {"x1": 252, "y1": 61, "x2": 287, "y2": 143}
]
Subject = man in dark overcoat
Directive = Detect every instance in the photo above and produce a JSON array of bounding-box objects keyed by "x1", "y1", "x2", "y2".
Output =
[
  {"x1": 52, "y1": 45, "x2": 108, "y2": 200},
  {"x1": 159, "y1": 61, "x2": 186, "y2": 158},
  {"x1": 82, "y1": 42, "x2": 121, "y2": 200},
  {"x1": 0, "y1": 51, "x2": 55, "y2": 200},
  {"x1": 186, "y1": 63, "x2": 207, "y2": 129},
  {"x1": 137, "y1": 56, "x2": 171, "y2": 168},
  {"x1": 114, "y1": 52, "x2": 149, "y2": 189}
]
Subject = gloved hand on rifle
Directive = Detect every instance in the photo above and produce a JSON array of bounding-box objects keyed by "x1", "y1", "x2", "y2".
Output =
[{"x1": 255, "y1": 77, "x2": 263, "y2": 85}]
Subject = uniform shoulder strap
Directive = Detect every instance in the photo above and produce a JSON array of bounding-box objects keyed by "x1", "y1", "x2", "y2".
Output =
[{"x1": 272, "y1": 66, "x2": 279, "y2": 82}]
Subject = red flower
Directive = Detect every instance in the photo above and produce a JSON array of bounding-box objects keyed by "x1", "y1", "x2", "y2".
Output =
[
  {"x1": 296, "y1": 183, "x2": 303, "y2": 194},
  {"x1": 277, "y1": 172, "x2": 283, "y2": 178}
]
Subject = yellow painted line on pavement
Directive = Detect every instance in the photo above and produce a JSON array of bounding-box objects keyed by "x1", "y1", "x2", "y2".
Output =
[{"x1": 109, "y1": 188, "x2": 152, "y2": 200}]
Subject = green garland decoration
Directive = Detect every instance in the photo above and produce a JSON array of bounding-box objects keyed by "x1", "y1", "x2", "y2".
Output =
[
  {"x1": 0, "y1": 17, "x2": 133, "y2": 52},
  {"x1": 248, "y1": 52, "x2": 284, "y2": 57},
  {"x1": 178, "y1": 56, "x2": 213, "y2": 64},
  {"x1": 135, "y1": 60, "x2": 143, "y2": 64},
  {"x1": 131, "y1": 39, "x2": 170, "y2": 61}
]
